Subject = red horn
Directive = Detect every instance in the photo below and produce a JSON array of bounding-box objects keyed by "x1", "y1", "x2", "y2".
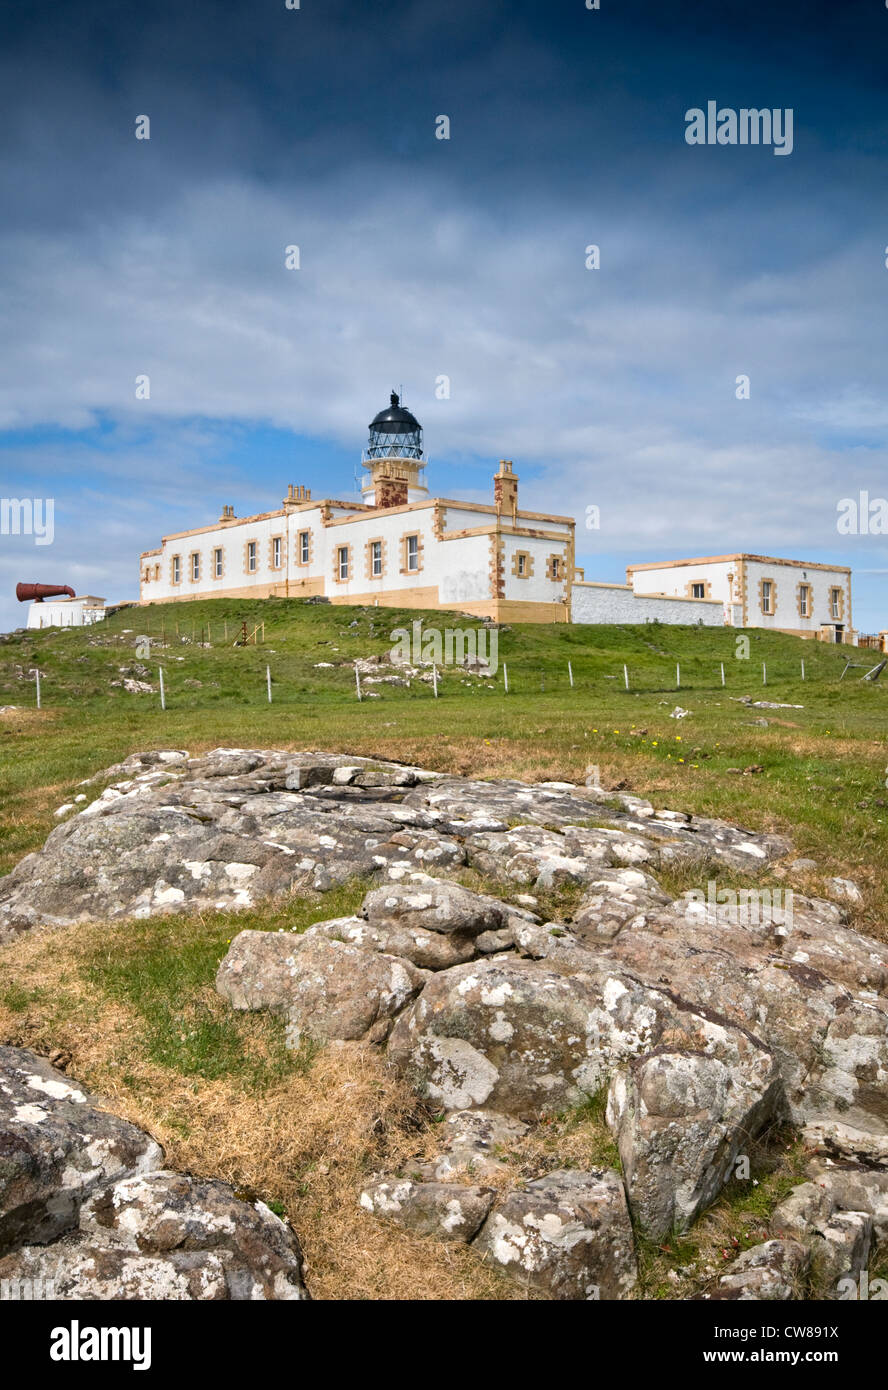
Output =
[{"x1": 16, "y1": 582, "x2": 76, "y2": 602}]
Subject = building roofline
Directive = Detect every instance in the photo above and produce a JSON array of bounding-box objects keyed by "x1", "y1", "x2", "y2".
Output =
[
  {"x1": 144, "y1": 491, "x2": 574, "y2": 549},
  {"x1": 627, "y1": 553, "x2": 852, "y2": 575}
]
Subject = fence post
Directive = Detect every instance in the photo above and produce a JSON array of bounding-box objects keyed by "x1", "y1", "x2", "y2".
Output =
[
  {"x1": 801, "y1": 659, "x2": 805, "y2": 681},
  {"x1": 763, "y1": 663, "x2": 767, "y2": 686},
  {"x1": 355, "y1": 663, "x2": 362, "y2": 702},
  {"x1": 624, "y1": 664, "x2": 629, "y2": 690},
  {"x1": 432, "y1": 664, "x2": 438, "y2": 698},
  {"x1": 35, "y1": 669, "x2": 41, "y2": 710},
  {"x1": 720, "y1": 662, "x2": 725, "y2": 687},
  {"x1": 266, "y1": 665, "x2": 272, "y2": 703},
  {"x1": 568, "y1": 661, "x2": 574, "y2": 689},
  {"x1": 676, "y1": 663, "x2": 680, "y2": 688},
  {"x1": 159, "y1": 668, "x2": 166, "y2": 711},
  {"x1": 503, "y1": 663, "x2": 509, "y2": 694}
]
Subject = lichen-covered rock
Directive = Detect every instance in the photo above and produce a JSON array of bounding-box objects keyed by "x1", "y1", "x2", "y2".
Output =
[
  {"x1": 0, "y1": 1046, "x2": 162, "y2": 1254},
  {"x1": 0, "y1": 1171, "x2": 308, "y2": 1300},
  {"x1": 0, "y1": 1047, "x2": 309, "y2": 1300},
  {"x1": 811, "y1": 1211, "x2": 873, "y2": 1296},
  {"x1": 304, "y1": 914, "x2": 476, "y2": 971},
  {"x1": 606, "y1": 1032, "x2": 783, "y2": 1238},
  {"x1": 598, "y1": 894, "x2": 888, "y2": 1162},
  {"x1": 387, "y1": 954, "x2": 617, "y2": 1117},
  {"x1": 418, "y1": 1109, "x2": 528, "y2": 1181},
  {"x1": 771, "y1": 1165, "x2": 886, "y2": 1296},
  {"x1": 474, "y1": 1168, "x2": 637, "y2": 1300},
  {"x1": 571, "y1": 868, "x2": 670, "y2": 941},
  {"x1": 217, "y1": 930, "x2": 426, "y2": 1043},
  {"x1": 802, "y1": 1160, "x2": 888, "y2": 1239},
  {"x1": 359, "y1": 1178, "x2": 494, "y2": 1242},
  {"x1": 361, "y1": 876, "x2": 517, "y2": 937},
  {"x1": 707, "y1": 1240, "x2": 809, "y2": 1301},
  {"x1": 0, "y1": 750, "x2": 790, "y2": 941}
]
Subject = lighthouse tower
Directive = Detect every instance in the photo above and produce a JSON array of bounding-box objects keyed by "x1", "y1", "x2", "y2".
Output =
[{"x1": 361, "y1": 391, "x2": 428, "y2": 509}]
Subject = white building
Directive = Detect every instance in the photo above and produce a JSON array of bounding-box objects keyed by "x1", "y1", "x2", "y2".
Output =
[
  {"x1": 626, "y1": 554, "x2": 855, "y2": 643},
  {"x1": 26, "y1": 595, "x2": 106, "y2": 629},
  {"x1": 136, "y1": 395, "x2": 857, "y2": 639},
  {"x1": 139, "y1": 394, "x2": 576, "y2": 624}
]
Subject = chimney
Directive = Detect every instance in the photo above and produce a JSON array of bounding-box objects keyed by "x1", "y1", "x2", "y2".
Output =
[
  {"x1": 494, "y1": 460, "x2": 518, "y2": 524},
  {"x1": 218, "y1": 504, "x2": 236, "y2": 523},
  {"x1": 284, "y1": 484, "x2": 312, "y2": 507},
  {"x1": 374, "y1": 474, "x2": 409, "y2": 509}
]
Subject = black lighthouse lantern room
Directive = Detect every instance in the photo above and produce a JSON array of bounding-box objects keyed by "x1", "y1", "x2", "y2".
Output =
[{"x1": 366, "y1": 392, "x2": 424, "y2": 461}]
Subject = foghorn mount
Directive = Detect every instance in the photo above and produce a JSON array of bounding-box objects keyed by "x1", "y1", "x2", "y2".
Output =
[{"x1": 15, "y1": 583, "x2": 76, "y2": 602}]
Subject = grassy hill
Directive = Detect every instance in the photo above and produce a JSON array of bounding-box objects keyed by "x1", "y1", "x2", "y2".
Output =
[
  {"x1": 1, "y1": 596, "x2": 886, "y2": 1301},
  {"x1": 1, "y1": 595, "x2": 885, "y2": 924}
]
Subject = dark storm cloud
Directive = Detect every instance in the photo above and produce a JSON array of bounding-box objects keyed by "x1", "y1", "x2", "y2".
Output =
[{"x1": 0, "y1": 0, "x2": 886, "y2": 629}]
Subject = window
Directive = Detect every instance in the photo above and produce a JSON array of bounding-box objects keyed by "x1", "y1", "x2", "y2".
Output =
[
  {"x1": 799, "y1": 584, "x2": 810, "y2": 618},
  {"x1": 371, "y1": 540, "x2": 382, "y2": 577},
  {"x1": 406, "y1": 535, "x2": 419, "y2": 572},
  {"x1": 154, "y1": 565, "x2": 160, "y2": 581},
  {"x1": 761, "y1": 580, "x2": 773, "y2": 614},
  {"x1": 338, "y1": 545, "x2": 349, "y2": 581},
  {"x1": 299, "y1": 531, "x2": 310, "y2": 565},
  {"x1": 213, "y1": 548, "x2": 223, "y2": 579},
  {"x1": 691, "y1": 582, "x2": 705, "y2": 599},
  {"x1": 247, "y1": 541, "x2": 257, "y2": 573},
  {"x1": 191, "y1": 553, "x2": 200, "y2": 582},
  {"x1": 172, "y1": 555, "x2": 181, "y2": 584},
  {"x1": 831, "y1": 587, "x2": 842, "y2": 619},
  {"x1": 272, "y1": 536, "x2": 282, "y2": 569},
  {"x1": 552, "y1": 558, "x2": 561, "y2": 579},
  {"x1": 517, "y1": 553, "x2": 527, "y2": 576}
]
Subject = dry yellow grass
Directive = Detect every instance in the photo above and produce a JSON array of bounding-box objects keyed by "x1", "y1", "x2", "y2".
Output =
[{"x1": 0, "y1": 920, "x2": 528, "y2": 1301}]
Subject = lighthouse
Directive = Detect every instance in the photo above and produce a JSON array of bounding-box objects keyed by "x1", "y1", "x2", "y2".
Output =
[{"x1": 361, "y1": 391, "x2": 429, "y2": 509}]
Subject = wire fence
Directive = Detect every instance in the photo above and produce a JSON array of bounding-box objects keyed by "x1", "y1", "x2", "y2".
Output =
[{"x1": 17, "y1": 650, "x2": 887, "y2": 713}]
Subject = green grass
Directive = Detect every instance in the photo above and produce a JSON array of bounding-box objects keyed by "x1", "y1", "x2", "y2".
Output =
[
  {"x1": 80, "y1": 881, "x2": 368, "y2": 1084},
  {"x1": 1, "y1": 597, "x2": 886, "y2": 929},
  {"x1": 1, "y1": 599, "x2": 886, "y2": 1299}
]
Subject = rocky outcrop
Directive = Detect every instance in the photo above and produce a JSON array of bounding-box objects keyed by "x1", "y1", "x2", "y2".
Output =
[
  {"x1": 0, "y1": 1046, "x2": 162, "y2": 1252},
  {"x1": 0, "y1": 749, "x2": 790, "y2": 941},
  {"x1": 707, "y1": 1240, "x2": 810, "y2": 1301},
  {"x1": 359, "y1": 1179, "x2": 495, "y2": 1243},
  {"x1": 0, "y1": 1047, "x2": 309, "y2": 1300},
  {"x1": 3, "y1": 749, "x2": 886, "y2": 1298},
  {"x1": 358, "y1": 1151, "x2": 638, "y2": 1300},
  {"x1": 218, "y1": 928, "x2": 427, "y2": 1044},
  {"x1": 472, "y1": 1169, "x2": 638, "y2": 1300}
]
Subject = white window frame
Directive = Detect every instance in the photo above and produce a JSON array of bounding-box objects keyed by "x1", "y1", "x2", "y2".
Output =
[
  {"x1": 191, "y1": 553, "x2": 200, "y2": 582},
  {"x1": 213, "y1": 548, "x2": 223, "y2": 579},
  {"x1": 273, "y1": 537, "x2": 282, "y2": 569},
  {"x1": 371, "y1": 540, "x2": 382, "y2": 577},
  {"x1": 691, "y1": 582, "x2": 705, "y2": 599},
  {"x1": 300, "y1": 531, "x2": 310, "y2": 564},
  {"x1": 406, "y1": 534, "x2": 419, "y2": 572},
  {"x1": 247, "y1": 541, "x2": 257, "y2": 573},
  {"x1": 172, "y1": 555, "x2": 181, "y2": 584},
  {"x1": 338, "y1": 546, "x2": 349, "y2": 581}
]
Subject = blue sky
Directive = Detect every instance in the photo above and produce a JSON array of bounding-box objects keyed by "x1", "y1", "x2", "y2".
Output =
[{"x1": 1, "y1": 0, "x2": 886, "y2": 631}]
